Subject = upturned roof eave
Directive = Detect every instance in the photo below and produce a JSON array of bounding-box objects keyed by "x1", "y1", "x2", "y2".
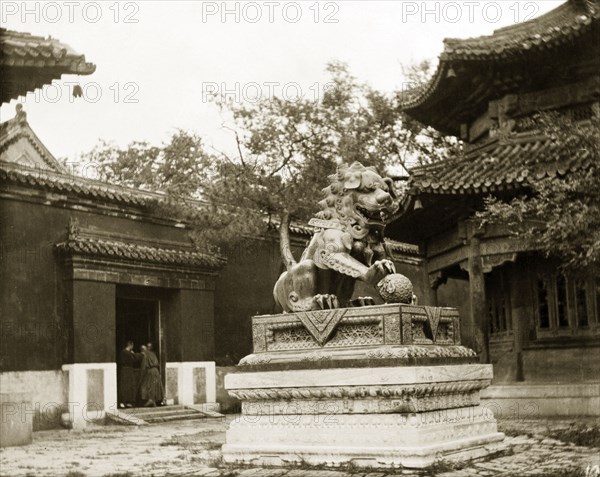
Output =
[
  {"x1": 1, "y1": 28, "x2": 96, "y2": 103},
  {"x1": 400, "y1": 0, "x2": 600, "y2": 127}
]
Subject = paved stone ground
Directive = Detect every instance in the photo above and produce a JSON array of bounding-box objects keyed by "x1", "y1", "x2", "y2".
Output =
[{"x1": 0, "y1": 416, "x2": 598, "y2": 477}]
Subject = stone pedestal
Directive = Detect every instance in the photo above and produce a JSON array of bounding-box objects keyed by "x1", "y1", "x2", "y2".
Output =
[{"x1": 222, "y1": 304, "x2": 504, "y2": 469}]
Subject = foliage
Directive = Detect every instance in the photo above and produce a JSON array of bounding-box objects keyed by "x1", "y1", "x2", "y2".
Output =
[
  {"x1": 547, "y1": 422, "x2": 600, "y2": 448},
  {"x1": 82, "y1": 61, "x2": 456, "y2": 251},
  {"x1": 476, "y1": 113, "x2": 600, "y2": 271}
]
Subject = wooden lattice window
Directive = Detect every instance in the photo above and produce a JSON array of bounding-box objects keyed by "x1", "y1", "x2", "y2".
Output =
[
  {"x1": 575, "y1": 279, "x2": 589, "y2": 328},
  {"x1": 556, "y1": 274, "x2": 569, "y2": 328},
  {"x1": 486, "y1": 268, "x2": 513, "y2": 337},
  {"x1": 536, "y1": 276, "x2": 551, "y2": 329},
  {"x1": 535, "y1": 270, "x2": 599, "y2": 337}
]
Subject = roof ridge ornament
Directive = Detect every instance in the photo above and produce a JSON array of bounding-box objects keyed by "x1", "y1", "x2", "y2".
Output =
[{"x1": 15, "y1": 104, "x2": 27, "y2": 123}]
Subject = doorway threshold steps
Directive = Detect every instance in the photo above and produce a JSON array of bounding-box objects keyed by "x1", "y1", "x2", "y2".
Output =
[{"x1": 107, "y1": 404, "x2": 224, "y2": 426}]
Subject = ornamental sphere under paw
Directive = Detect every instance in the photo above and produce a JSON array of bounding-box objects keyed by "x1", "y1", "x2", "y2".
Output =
[{"x1": 376, "y1": 273, "x2": 414, "y2": 304}]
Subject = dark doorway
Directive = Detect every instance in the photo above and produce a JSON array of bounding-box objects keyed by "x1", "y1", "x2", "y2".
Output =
[
  {"x1": 116, "y1": 298, "x2": 160, "y2": 356},
  {"x1": 116, "y1": 297, "x2": 162, "y2": 405}
]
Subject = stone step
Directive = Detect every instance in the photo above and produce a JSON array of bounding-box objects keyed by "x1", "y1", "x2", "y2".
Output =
[
  {"x1": 124, "y1": 409, "x2": 206, "y2": 420},
  {"x1": 120, "y1": 405, "x2": 187, "y2": 417},
  {"x1": 143, "y1": 412, "x2": 207, "y2": 424},
  {"x1": 105, "y1": 410, "x2": 147, "y2": 426},
  {"x1": 107, "y1": 404, "x2": 219, "y2": 425},
  {"x1": 187, "y1": 405, "x2": 225, "y2": 419}
]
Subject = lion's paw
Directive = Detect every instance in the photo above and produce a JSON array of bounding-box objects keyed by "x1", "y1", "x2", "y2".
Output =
[
  {"x1": 313, "y1": 294, "x2": 340, "y2": 310},
  {"x1": 364, "y1": 259, "x2": 396, "y2": 285}
]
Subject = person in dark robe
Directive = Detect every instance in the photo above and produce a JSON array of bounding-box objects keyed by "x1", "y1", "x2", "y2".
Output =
[
  {"x1": 139, "y1": 342, "x2": 165, "y2": 407},
  {"x1": 118, "y1": 340, "x2": 139, "y2": 408}
]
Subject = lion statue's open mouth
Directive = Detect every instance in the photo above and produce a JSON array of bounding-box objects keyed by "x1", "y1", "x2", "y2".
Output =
[{"x1": 355, "y1": 203, "x2": 395, "y2": 225}]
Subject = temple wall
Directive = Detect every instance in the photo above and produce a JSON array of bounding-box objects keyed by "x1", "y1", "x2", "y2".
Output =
[
  {"x1": 174, "y1": 289, "x2": 216, "y2": 362},
  {"x1": 1, "y1": 196, "x2": 217, "y2": 370},
  {"x1": 214, "y1": 238, "x2": 292, "y2": 364},
  {"x1": 522, "y1": 346, "x2": 600, "y2": 383},
  {"x1": 481, "y1": 382, "x2": 600, "y2": 417},
  {"x1": 1, "y1": 199, "x2": 70, "y2": 371},
  {"x1": 72, "y1": 281, "x2": 116, "y2": 363},
  {"x1": 0, "y1": 370, "x2": 67, "y2": 430}
]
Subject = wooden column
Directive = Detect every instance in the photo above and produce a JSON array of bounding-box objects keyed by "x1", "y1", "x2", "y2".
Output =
[
  {"x1": 467, "y1": 234, "x2": 489, "y2": 363},
  {"x1": 428, "y1": 283, "x2": 438, "y2": 307},
  {"x1": 422, "y1": 267, "x2": 438, "y2": 307},
  {"x1": 509, "y1": 260, "x2": 529, "y2": 381}
]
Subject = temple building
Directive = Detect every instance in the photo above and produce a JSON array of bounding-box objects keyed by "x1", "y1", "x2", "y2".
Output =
[
  {"x1": 0, "y1": 30, "x2": 226, "y2": 429},
  {"x1": 388, "y1": 0, "x2": 599, "y2": 415}
]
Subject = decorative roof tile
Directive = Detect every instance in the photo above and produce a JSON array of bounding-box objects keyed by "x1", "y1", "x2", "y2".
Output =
[
  {"x1": 289, "y1": 222, "x2": 314, "y2": 236},
  {"x1": 441, "y1": 0, "x2": 598, "y2": 61},
  {"x1": 407, "y1": 135, "x2": 593, "y2": 195},
  {"x1": 0, "y1": 161, "x2": 163, "y2": 207},
  {"x1": 1, "y1": 29, "x2": 94, "y2": 70},
  {"x1": 384, "y1": 239, "x2": 420, "y2": 256},
  {"x1": 56, "y1": 234, "x2": 226, "y2": 270}
]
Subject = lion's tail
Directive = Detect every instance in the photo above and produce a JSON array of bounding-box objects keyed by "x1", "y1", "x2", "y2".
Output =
[{"x1": 279, "y1": 211, "x2": 297, "y2": 271}]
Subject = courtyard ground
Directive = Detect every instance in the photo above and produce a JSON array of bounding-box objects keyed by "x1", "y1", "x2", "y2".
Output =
[{"x1": 0, "y1": 415, "x2": 599, "y2": 477}]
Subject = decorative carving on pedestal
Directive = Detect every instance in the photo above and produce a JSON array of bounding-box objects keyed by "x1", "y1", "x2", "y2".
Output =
[
  {"x1": 251, "y1": 324, "x2": 266, "y2": 353},
  {"x1": 295, "y1": 309, "x2": 347, "y2": 345},
  {"x1": 224, "y1": 360, "x2": 504, "y2": 468},
  {"x1": 425, "y1": 306, "x2": 442, "y2": 341},
  {"x1": 229, "y1": 379, "x2": 490, "y2": 414},
  {"x1": 240, "y1": 304, "x2": 465, "y2": 364},
  {"x1": 383, "y1": 314, "x2": 401, "y2": 344},
  {"x1": 365, "y1": 345, "x2": 475, "y2": 360}
]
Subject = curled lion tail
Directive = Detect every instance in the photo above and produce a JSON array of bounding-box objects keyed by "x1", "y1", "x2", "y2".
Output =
[{"x1": 279, "y1": 211, "x2": 296, "y2": 271}]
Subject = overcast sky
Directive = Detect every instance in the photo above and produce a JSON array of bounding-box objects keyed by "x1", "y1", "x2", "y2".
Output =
[{"x1": 1, "y1": 1, "x2": 562, "y2": 166}]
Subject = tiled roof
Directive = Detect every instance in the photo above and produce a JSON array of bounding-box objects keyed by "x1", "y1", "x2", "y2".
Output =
[
  {"x1": 407, "y1": 134, "x2": 594, "y2": 195},
  {"x1": 384, "y1": 239, "x2": 420, "y2": 256},
  {"x1": 289, "y1": 222, "x2": 314, "y2": 236},
  {"x1": 1, "y1": 28, "x2": 95, "y2": 103},
  {"x1": 441, "y1": 0, "x2": 599, "y2": 61},
  {"x1": 56, "y1": 234, "x2": 226, "y2": 270},
  {"x1": 0, "y1": 161, "x2": 163, "y2": 207},
  {"x1": 0, "y1": 162, "x2": 330, "y2": 241},
  {"x1": 401, "y1": 0, "x2": 600, "y2": 135},
  {"x1": 268, "y1": 217, "x2": 314, "y2": 237},
  {"x1": 0, "y1": 28, "x2": 96, "y2": 72},
  {"x1": 269, "y1": 215, "x2": 419, "y2": 255},
  {"x1": 0, "y1": 105, "x2": 64, "y2": 172}
]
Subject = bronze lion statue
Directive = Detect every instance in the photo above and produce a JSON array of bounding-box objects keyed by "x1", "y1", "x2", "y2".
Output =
[{"x1": 274, "y1": 162, "x2": 400, "y2": 312}]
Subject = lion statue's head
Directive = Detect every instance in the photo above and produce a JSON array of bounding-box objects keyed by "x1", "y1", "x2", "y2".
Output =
[{"x1": 315, "y1": 162, "x2": 399, "y2": 240}]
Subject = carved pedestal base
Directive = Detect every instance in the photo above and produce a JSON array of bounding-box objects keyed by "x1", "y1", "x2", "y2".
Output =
[
  {"x1": 222, "y1": 364, "x2": 505, "y2": 469},
  {"x1": 222, "y1": 305, "x2": 504, "y2": 469}
]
